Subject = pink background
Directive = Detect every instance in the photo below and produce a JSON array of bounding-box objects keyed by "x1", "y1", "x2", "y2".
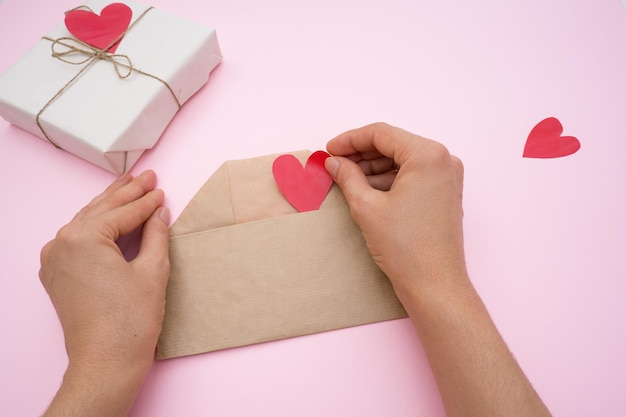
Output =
[{"x1": 1, "y1": 0, "x2": 625, "y2": 415}]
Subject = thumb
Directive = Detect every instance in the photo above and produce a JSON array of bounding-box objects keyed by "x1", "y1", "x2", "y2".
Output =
[
  {"x1": 325, "y1": 156, "x2": 374, "y2": 204},
  {"x1": 134, "y1": 207, "x2": 170, "y2": 278}
]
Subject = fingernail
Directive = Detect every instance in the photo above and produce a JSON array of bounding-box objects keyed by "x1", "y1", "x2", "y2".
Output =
[
  {"x1": 159, "y1": 207, "x2": 171, "y2": 225},
  {"x1": 325, "y1": 156, "x2": 339, "y2": 177}
]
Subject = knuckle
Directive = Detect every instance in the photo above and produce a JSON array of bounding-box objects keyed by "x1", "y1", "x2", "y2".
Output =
[
  {"x1": 425, "y1": 141, "x2": 451, "y2": 162},
  {"x1": 54, "y1": 223, "x2": 75, "y2": 244},
  {"x1": 38, "y1": 241, "x2": 54, "y2": 285},
  {"x1": 451, "y1": 154, "x2": 464, "y2": 175},
  {"x1": 371, "y1": 122, "x2": 394, "y2": 142},
  {"x1": 54, "y1": 221, "x2": 92, "y2": 249},
  {"x1": 371, "y1": 121, "x2": 392, "y2": 132},
  {"x1": 450, "y1": 154, "x2": 463, "y2": 167},
  {"x1": 77, "y1": 205, "x2": 91, "y2": 217},
  {"x1": 39, "y1": 240, "x2": 53, "y2": 264}
]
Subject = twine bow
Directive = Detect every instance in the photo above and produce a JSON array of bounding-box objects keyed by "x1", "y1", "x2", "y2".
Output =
[{"x1": 47, "y1": 36, "x2": 134, "y2": 79}]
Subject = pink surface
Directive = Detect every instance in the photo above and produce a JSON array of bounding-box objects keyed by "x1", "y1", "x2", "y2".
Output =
[{"x1": 1, "y1": 0, "x2": 625, "y2": 416}]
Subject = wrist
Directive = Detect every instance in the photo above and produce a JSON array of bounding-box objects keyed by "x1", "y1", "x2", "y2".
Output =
[
  {"x1": 66, "y1": 355, "x2": 151, "y2": 388},
  {"x1": 63, "y1": 332, "x2": 156, "y2": 387},
  {"x1": 43, "y1": 357, "x2": 152, "y2": 417},
  {"x1": 390, "y1": 267, "x2": 476, "y2": 319}
]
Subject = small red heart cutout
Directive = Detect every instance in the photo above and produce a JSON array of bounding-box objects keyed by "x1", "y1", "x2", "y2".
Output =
[
  {"x1": 65, "y1": 3, "x2": 132, "y2": 53},
  {"x1": 272, "y1": 151, "x2": 333, "y2": 212},
  {"x1": 523, "y1": 117, "x2": 580, "y2": 158}
]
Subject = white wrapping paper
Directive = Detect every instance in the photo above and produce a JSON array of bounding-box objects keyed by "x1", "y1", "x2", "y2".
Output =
[{"x1": 0, "y1": 0, "x2": 222, "y2": 173}]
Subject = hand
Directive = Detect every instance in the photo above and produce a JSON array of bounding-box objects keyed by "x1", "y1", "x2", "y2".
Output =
[
  {"x1": 40, "y1": 170, "x2": 170, "y2": 417},
  {"x1": 325, "y1": 122, "x2": 467, "y2": 300},
  {"x1": 326, "y1": 123, "x2": 551, "y2": 417}
]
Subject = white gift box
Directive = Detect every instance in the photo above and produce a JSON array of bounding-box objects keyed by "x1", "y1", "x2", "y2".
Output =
[{"x1": 0, "y1": 0, "x2": 222, "y2": 174}]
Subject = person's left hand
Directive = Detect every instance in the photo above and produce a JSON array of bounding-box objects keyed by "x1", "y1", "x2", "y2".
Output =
[{"x1": 40, "y1": 170, "x2": 170, "y2": 417}]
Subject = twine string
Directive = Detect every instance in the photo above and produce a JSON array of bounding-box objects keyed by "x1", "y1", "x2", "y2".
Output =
[
  {"x1": 36, "y1": 5, "x2": 181, "y2": 150},
  {"x1": 64, "y1": 5, "x2": 95, "y2": 14}
]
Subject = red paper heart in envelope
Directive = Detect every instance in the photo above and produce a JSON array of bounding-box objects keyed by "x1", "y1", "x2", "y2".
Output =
[
  {"x1": 65, "y1": 3, "x2": 133, "y2": 53},
  {"x1": 273, "y1": 151, "x2": 333, "y2": 212}
]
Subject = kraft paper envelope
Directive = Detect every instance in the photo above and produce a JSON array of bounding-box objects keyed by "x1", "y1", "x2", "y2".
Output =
[{"x1": 157, "y1": 151, "x2": 408, "y2": 359}]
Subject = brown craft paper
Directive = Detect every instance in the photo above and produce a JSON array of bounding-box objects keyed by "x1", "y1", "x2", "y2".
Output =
[{"x1": 157, "y1": 151, "x2": 408, "y2": 359}]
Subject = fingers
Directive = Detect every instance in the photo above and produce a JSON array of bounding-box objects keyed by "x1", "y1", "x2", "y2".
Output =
[
  {"x1": 133, "y1": 207, "x2": 170, "y2": 278},
  {"x1": 72, "y1": 173, "x2": 132, "y2": 221},
  {"x1": 346, "y1": 150, "x2": 385, "y2": 162},
  {"x1": 76, "y1": 171, "x2": 158, "y2": 220},
  {"x1": 90, "y1": 173, "x2": 133, "y2": 206},
  {"x1": 325, "y1": 156, "x2": 377, "y2": 204},
  {"x1": 366, "y1": 171, "x2": 397, "y2": 191},
  {"x1": 96, "y1": 170, "x2": 158, "y2": 214},
  {"x1": 356, "y1": 156, "x2": 397, "y2": 176},
  {"x1": 102, "y1": 189, "x2": 165, "y2": 240},
  {"x1": 326, "y1": 122, "x2": 421, "y2": 168}
]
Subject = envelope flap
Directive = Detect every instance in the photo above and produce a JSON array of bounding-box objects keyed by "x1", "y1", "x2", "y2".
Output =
[
  {"x1": 170, "y1": 162, "x2": 234, "y2": 236},
  {"x1": 171, "y1": 150, "x2": 346, "y2": 236}
]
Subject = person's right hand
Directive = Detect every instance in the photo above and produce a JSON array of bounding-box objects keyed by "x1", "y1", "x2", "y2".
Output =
[
  {"x1": 325, "y1": 122, "x2": 468, "y2": 301},
  {"x1": 326, "y1": 123, "x2": 553, "y2": 417}
]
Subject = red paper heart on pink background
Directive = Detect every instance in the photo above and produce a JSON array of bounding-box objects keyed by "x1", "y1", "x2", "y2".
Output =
[
  {"x1": 523, "y1": 117, "x2": 580, "y2": 158},
  {"x1": 273, "y1": 151, "x2": 333, "y2": 212},
  {"x1": 65, "y1": 3, "x2": 132, "y2": 53}
]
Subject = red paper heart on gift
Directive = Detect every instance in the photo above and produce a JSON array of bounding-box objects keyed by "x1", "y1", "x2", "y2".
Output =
[
  {"x1": 273, "y1": 151, "x2": 333, "y2": 212},
  {"x1": 523, "y1": 117, "x2": 580, "y2": 158},
  {"x1": 65, "y1": 3, "x2": 132, "y2": 53}
]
